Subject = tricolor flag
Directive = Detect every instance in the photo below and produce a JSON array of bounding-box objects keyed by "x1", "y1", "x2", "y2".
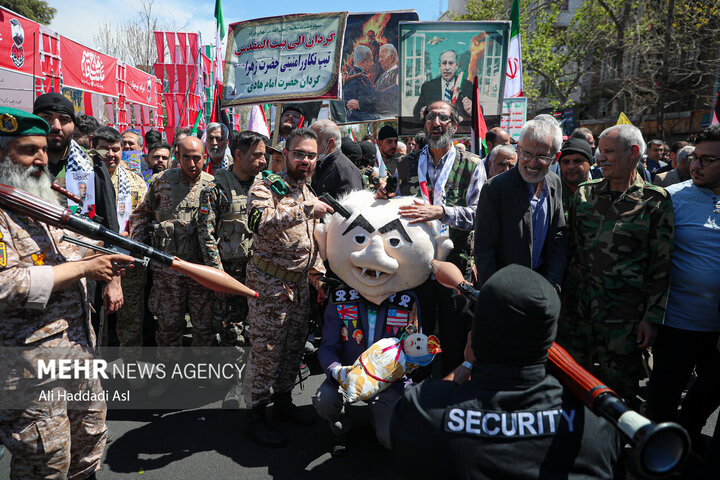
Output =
[
  {"x1": 211, "y1": 0, "x2": 225, "y2": 122},
  {"x1": 248, "y1": 105, "x2": 270, "y2": 137},
  {"x1": 471, "y1": 76, "x2": 488, "y2": 156},
  {"x1": 504, "y1": 0, "x2": 524, "y2": 98},
  {"x1": 712, "y1": 87, "x2": 720, "y2": 125}
]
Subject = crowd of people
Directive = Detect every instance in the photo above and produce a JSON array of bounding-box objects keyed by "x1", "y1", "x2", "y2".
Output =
[{"x1": 0, "y1": 91, "x2": 718, "y2": 479}]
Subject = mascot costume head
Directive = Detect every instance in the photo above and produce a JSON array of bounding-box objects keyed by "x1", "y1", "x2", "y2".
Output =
[{"x1": 315, "y1": 190, "x2": 453, "y2": 305}]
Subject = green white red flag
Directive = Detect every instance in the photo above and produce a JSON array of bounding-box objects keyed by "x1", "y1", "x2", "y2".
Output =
[{"x1": 504, "y1": 0, "x2": 524, "y2": 98}]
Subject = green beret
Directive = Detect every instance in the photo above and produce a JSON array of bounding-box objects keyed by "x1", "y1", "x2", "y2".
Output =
[{"x1": 0, "y1": 107, "x2": 50, "y2": 137}]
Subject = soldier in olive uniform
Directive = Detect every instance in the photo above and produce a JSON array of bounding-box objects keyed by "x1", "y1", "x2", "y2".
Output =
[
  {"x1": 242, "y1": 128, "x2": 332, "y2": 446},
  {"x1": 198, "y1": 131, "x2": 268, "y2": 347},
  {"x1": 559, "y1": 124, "x2": 674, "y2": 408},
  {"x1": 129, "y1": 136, "x2": 215, "y2": 364},
  {"x1": 0, "y1": 107, "x2": 133, "y2": 480}
]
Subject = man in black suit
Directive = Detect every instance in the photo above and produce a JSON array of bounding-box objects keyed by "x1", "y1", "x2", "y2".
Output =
[
  {"x1": 473, "y1": 118, "x2": 566, "y2": 290},
  {"x1": 413, "y1": 50, "x2": 474, "y2": 123}
]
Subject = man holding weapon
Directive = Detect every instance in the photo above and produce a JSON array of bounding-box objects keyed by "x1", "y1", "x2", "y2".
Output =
[{"x1": 0, "y1": 107, "x2": 133, "y2": 479}]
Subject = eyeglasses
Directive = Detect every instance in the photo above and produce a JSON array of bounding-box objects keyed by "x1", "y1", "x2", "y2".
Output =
[
  {"x1": 291, "y1": 150, "x2": 317, "y2": 160},
  {"x1": 518, "y1": 147, "x2": 555, "y2": 164},
  {"x1": 426, "y1": 112, "x2": 452, "y2": 123},
  {"x1": 687, "y1": 154, "x2": 720, "y2": 167}
]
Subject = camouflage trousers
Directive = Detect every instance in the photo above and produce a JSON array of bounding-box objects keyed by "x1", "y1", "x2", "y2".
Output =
[
  {"x1": 214, "y1": 260, "x2": 249, "y2": 346},
  {"x1": 116, "y1": 265, "x2": 147, "y2": 361},
  {"x1": 149, "y1": 267, "x2": 214, "y2": 361},
  {"x1": 0, "y1": 345, "x2": 107, "y2": 479},
  {"x1": 242, "y1": 263, "x2": 310, "y2": 407},
  {"x1": 557, "y1": 317, "x2": 646, "y2": 409}
]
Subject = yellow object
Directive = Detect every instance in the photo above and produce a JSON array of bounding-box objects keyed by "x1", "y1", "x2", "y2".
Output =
[{"x1": 616, "y1": 112, "x2": 633, "y2": 125}]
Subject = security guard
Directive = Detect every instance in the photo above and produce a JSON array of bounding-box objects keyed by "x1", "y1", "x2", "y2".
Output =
[
  {"x1": 391, "y1": 265, "x2": 621, "y2": 479},
  {"x1": 0, "y1": 107, "x2": 132, "y2": 479},
  {"x1": 129, "y1": 136, "x2": 215, "y2": 368}
]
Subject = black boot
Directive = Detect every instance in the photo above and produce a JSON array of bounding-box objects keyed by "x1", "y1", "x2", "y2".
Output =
[
  {"x1": 272, "y1": 392, "x2": 316, "y2": 426},
  {"x1": 244, "y1": 404, "x2": 287, "y2": 447}
]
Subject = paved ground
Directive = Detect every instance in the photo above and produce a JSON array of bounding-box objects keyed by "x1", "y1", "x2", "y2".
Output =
[{"x1": 0, "y1": 357, "x2": 716, "y2": 479}]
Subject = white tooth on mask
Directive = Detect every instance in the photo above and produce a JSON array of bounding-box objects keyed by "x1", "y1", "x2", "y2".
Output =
[
  {"x1": 362, "y1": 268, "x2": 367, "y2": 275},
  {"x1": 375, "y1": 270, "x2": 381, "y2": 278}
]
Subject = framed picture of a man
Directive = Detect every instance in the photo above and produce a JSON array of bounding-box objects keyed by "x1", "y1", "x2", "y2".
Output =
[{"x1": 398, "y1": 21, "x2": 510, "y2": 135}]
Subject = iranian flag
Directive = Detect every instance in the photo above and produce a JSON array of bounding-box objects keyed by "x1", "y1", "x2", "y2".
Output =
[
  {"x1": 504, "y1": 0, "x2": 524, "y2": 98},
  {"x1": 211, "y1": 0, "x2": 225, "y2": 122}
]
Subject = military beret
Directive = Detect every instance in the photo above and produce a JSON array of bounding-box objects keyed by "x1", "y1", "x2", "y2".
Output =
[{"x1": 0, "y1": 107, "x2": 50, "y2": 137}]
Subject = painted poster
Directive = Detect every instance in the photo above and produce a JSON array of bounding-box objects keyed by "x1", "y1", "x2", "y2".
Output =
[
  {"x1": 223, "y1": 12, "x2": 347, "y2": 106},
  {"x1": 398, "y1": 21, "x2": 510, "y2": 135},
  {"x1": 122, "y1": 151, "x2": 143, "y2": 175},
  {"x1": 329, "y1": 10, "x2": 418, "y2": 124},
  {"x1": 65, "y1": 171, "x2": 95, "y2": 216}
]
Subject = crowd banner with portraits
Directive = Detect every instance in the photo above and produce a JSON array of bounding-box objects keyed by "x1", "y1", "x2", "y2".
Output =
[
  {"x1": 222, "y1": 12, "x2": 348, "y2": 107},
  {"x1": 330, "y1": 10, "x2": 419, "y2": 124},
  {"x1": 398, "y1": 21, "x2": 510, "y2": 135}
]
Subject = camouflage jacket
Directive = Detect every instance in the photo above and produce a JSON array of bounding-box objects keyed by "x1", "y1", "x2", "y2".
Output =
[
  {"x1": 197, "y1": 169, "x2": 254, "y2": 270},
  {"x1": 563, "y1": 175, "x2": 674, "y2": 329},
  {"x1": 561, "y1": 179, "x2": 576, "y2": 223},
  {"x1": 0, "y1": 209, "x2": 94, "y2": 347},
  {"x1": 246, "y1": 172, "x2": 325, "y2": 276},
  {"x1": 129, "y1": 168, "x2": 214, "y2": 262}
]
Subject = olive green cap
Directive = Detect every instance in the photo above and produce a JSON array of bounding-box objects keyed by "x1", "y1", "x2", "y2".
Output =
[{"x1": 0, "y1": 107, "x2": 50, "y2": 137}]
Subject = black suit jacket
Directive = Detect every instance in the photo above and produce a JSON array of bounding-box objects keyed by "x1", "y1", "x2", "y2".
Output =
[
  {"x1": 473, "y1": 166, "x2": 566, "y2": 288},
  {"x1": 311, "y1": 149, "x2": 364, "y2": 199},
  {"x1": 413, "y1": 76, "x2": 474, "y2": 120}
]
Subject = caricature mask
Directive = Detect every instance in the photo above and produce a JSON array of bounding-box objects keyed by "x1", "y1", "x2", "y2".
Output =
[{"x1": 315, "y1": 190, "x2": 453, "y2": 305}]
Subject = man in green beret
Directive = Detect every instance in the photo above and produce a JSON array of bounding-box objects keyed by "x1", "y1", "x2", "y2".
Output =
[{"x1": 0, "y1": 106, "x2": 131, "y2": 479}]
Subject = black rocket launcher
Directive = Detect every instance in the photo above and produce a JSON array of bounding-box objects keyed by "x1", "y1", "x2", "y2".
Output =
[
  {"x1": 0, "y1": 183, "x2": 258, "y2": 298},
  {"x1": 430, "y1": 260, "x2": 690, "y2": 479}
]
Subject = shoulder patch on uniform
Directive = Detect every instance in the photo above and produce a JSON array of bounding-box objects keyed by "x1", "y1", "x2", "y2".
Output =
[
  {"x1": 643, "y1": 183, "x2": 669, "y2": 197},
  {"x1": 248, "y1": 207, "x2": 264, "y2": 233},
  {"x1": 331, "y1": 285, "x2": 361, "y2": 304},
  {"x1": 0, "y1": 241, "x2": 6, "y2": 268},
  {"x1": 199, "y1": 203, "x2": 210, "y2": 216},
  {"x1": 387, "y1": 291, "x2": 415, "y2": 310},
  {"x1": 261, "y1": 170, "x2": 290, "y2": 196}
]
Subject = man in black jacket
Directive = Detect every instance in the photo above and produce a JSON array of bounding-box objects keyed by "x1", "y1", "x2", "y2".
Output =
[
  {"x1": 473, "y1": 118, "x2": 566, "y2": 290},
  {"x1": 33, "y1": 92, "x2": 123, "y2": 324},
  {"x1": 391, "y1": 264, "x2": 622, "y2": 479},
  {"x1": 310, "y1": 120, "x2": 363, "y2": 199}
]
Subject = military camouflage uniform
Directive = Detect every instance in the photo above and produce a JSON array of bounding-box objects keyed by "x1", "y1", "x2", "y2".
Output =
[
  {"x1": 559, "y1": 175, "x2": 674, "y2": 406},
  {"x1": 0, "y1": 209, "x2": 106, "y2": 480},
  {"x1": 561, "y1": 178, "x2": 575, "y2": 223},
  {"x1": 242, "y1": 171, "x2": 326, "y2": 408},
  {"x1": 197, "y1": 169, "x2": 254, "y2": 346},
  {"x1": 107, "y1": 163, "x2": 150, "y2": 361},
  {"x1": 129, "y1": 168, "x2": 215, "y2": 360}
]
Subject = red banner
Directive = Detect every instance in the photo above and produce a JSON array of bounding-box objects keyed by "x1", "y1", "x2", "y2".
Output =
[
  {"x1": 125, "y1": 65, "x2": 157, "y2": 107},
  {"x1": 62, "y1": 36, "x2": 118, "y2": 96},
  {"x1": 177, "y1": 32, "x2": 187, "y2": 64},
  {"x1": 0, "y1": 8, "x2": 41, "y2": 76},
  {"x1": 187, "y1": 33, "x2": 198, "y2": 64},
  {"x1": 154, "y1": 31, "x2": 164, "y2": 63},
  {"x1": 166, "y1": 32, "x2": 176, "y2": 64}
]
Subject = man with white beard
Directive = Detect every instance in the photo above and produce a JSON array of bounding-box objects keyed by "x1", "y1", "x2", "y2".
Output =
[
  {"x1": 0, "y1": 106, "x2": 132, "y2": 480},
  {"x1": 205, "y1": 122, "x2": 231, "y2": 174}
]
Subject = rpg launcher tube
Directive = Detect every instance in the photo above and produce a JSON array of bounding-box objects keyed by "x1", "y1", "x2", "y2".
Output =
[{"x1": 429, "y1": 259, "x2": 690, "y2": 478}]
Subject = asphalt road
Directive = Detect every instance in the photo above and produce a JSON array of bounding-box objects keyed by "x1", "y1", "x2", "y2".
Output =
[{"x1": 1, "y1": 361, "x2": 716, "y2": 479}]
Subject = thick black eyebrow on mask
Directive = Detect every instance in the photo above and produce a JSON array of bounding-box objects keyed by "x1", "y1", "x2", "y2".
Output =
[
  {"x1": 342, "y1": 214, "x2": 375, "y2": 236},
  {"x1": 378, "y1": 218, "x2": 412, "y2": 243}
]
